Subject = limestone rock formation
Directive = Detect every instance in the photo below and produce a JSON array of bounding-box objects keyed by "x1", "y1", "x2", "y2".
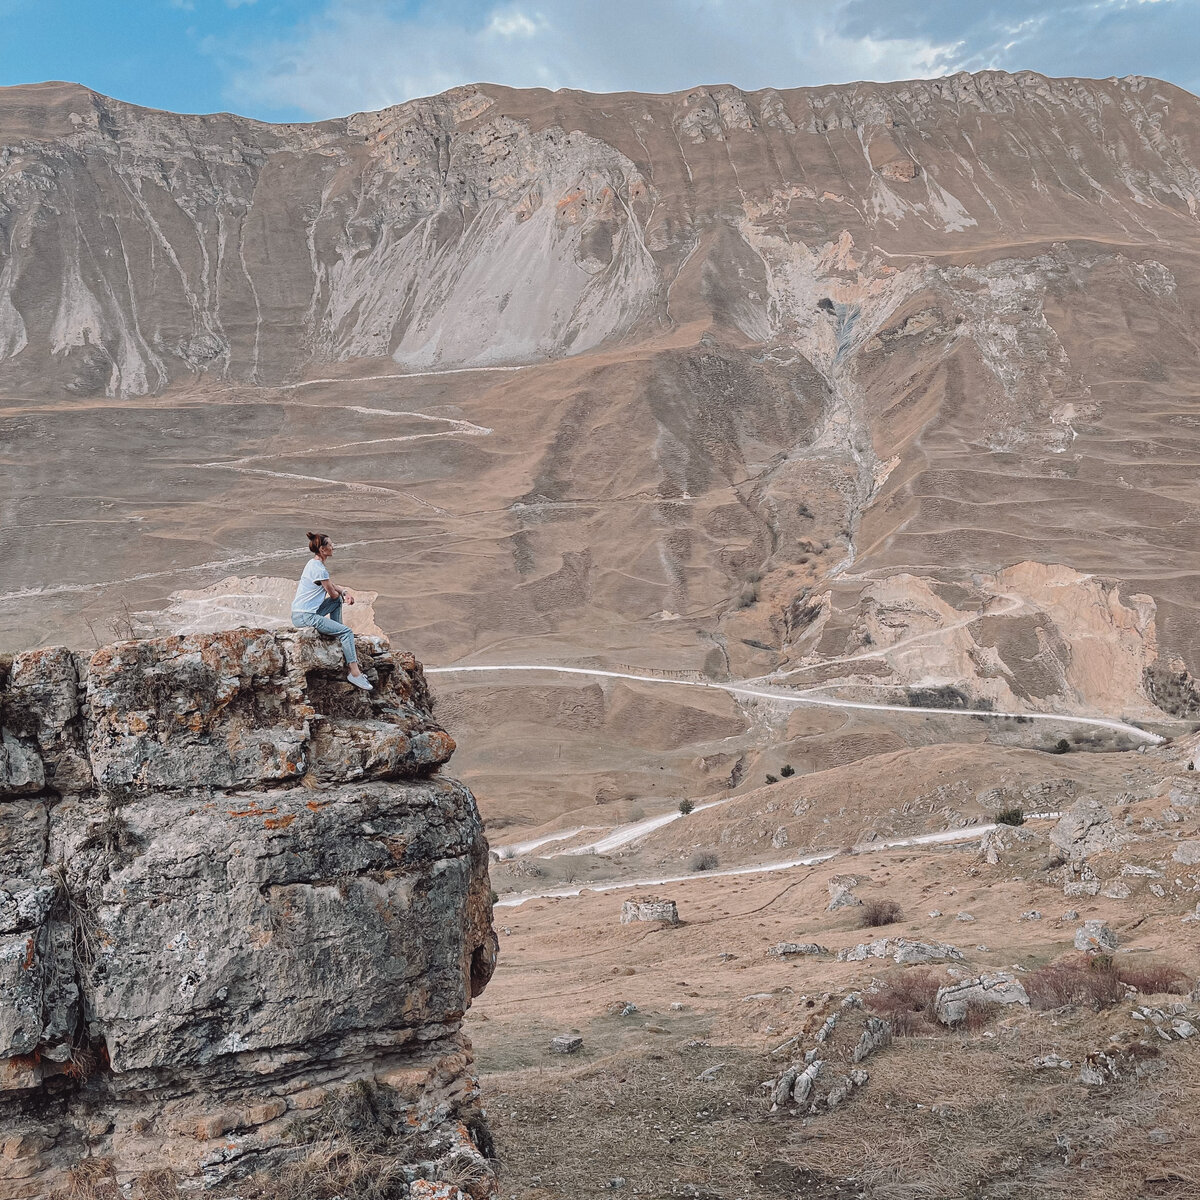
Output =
[
  {"x1": 0, "y1": 629, "x2": 497, "y2": 1198},
  {"x1": 935, "y1": 973, "x2": 1030, "y2": 1026},
  {"x1": 1050, "y1": 800, "x2": 1133, "y2": 861},
  {"x1": 835, "y1": 938, "x2": 963, "y2": 965}
]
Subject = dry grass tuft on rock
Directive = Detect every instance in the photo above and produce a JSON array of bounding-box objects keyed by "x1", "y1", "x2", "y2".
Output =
[
  {"x1": 49, "y1": 1160, "x2": 120, "y2": 1200},
  {"x1": 860, "y1": 898, "x2": 903, "y2": 928},
  {"x1": 230, "y1": 1144, "x2": 411, "y2": 1200}
]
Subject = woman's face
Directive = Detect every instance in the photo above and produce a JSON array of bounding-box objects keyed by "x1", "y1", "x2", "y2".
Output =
[{"x1": 320, "y1": 540, "x2": 334, "y2": 560}]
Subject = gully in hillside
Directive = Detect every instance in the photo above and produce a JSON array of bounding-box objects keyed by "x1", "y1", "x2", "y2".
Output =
[{"x1": 291, "y1": 531, "x2": 373, "y2": 690}]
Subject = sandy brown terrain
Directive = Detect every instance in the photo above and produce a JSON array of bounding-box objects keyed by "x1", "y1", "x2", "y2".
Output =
[{"x1": 472, "y1": 737, "x2": 1200, "y2": 1198}]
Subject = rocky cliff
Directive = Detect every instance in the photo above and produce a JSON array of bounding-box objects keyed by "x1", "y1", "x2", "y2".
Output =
[{"x1": 0, "y1": 629, "x2": 497, "y2": 1198}]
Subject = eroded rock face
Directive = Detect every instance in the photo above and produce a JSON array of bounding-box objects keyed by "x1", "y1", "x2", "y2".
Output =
[{"x1": 0, "y1": 629, "x2": 497, "y2": 1198}]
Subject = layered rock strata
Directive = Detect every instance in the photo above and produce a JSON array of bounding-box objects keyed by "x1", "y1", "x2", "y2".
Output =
[{"x1": 0, "y1": 629, "x2": 497, "y2": 1198}]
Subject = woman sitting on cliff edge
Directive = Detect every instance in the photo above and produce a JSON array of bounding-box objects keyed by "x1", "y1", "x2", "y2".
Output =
[{"x1": 291, "y1": 531, "x2": 373, "y2": 691}]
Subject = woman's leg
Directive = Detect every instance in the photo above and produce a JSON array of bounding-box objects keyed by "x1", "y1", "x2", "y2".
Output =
[
  {"x1": 316, "y1": 594, "x2": 343, "y2": 623},
  {"x1": 312, "y1": 613, "x2": 357, "y2": 665}
]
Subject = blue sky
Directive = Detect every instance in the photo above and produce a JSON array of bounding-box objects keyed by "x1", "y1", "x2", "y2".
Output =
[{"x1": 2, "y1": 0, "x2": 1197, "y2": 123}]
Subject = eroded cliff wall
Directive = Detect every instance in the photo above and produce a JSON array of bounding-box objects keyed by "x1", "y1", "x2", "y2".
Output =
[{"x1": 0, "y1": 629, "x2": 497, "y2": 1198}]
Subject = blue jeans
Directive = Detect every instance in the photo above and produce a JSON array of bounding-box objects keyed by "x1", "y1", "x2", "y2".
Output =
[{"x1": 292, "y1": 595, "x2": 357, "y2": 664}]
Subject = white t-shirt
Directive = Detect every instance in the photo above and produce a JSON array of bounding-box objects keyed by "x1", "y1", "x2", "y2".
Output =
[{"x1": 292, "y1": 557, "x2": 331, "y2": 613}]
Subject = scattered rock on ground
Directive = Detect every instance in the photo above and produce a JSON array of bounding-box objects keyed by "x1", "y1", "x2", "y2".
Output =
[
  {"x1": 837, "y1": 938, "x2": 964, "y2": 964},
  {"x1": 769, "y1": 942, "x2": 830, "y2": 958}
]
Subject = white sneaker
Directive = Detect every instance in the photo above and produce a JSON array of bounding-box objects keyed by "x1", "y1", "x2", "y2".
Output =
[{"x1": 347, "y1": 672, "x2": 373, "y2": 691}]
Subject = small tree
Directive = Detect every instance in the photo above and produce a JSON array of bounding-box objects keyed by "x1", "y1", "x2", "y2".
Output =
[
  {"x1": 995, "y1": 807, "x2": 1025, "y2": 827},
  {"x1": 678, "y1": 798, "x2": 695, "y2": 816},
  {"x1": 779, "y1": 764, "x2": 795, "y2": 778},
  {"x1": 1053, "y1": 738, "x2": 1071, "y2": 754},
  {"x1": 765, "y1": 774, "x2": 779, "y2": 785}
]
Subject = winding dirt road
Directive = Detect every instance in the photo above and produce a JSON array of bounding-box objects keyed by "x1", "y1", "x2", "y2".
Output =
[
  {"x1": 492, "y1": 817, "x2": 1060, "y2": 907},
  {"x1": 426, "y1": 661, "x2": 1163, "y2": 744}
]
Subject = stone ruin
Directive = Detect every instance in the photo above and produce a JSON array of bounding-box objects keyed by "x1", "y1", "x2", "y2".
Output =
[{"x1": 0, "y1": 628, "x2": 498, "y2": 1198}]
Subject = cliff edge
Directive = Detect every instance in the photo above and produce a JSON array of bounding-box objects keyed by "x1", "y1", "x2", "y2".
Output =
[{"x1": 0, "y1": 628, "x2": 498, "y2": 1198}]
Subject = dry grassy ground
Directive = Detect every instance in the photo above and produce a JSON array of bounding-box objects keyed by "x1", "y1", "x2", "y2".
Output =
[{"x1": 471, "y1": 797, "x2": 1200, "y2": 1200}]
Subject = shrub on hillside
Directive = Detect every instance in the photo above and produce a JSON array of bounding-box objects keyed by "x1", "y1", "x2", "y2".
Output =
[
  {"x1": 866, "y1": 968, "x2": 939, "y2": 1036},
  {"x1": 1026, "y1": 955, "x2": 1124, "y2": 1011},
  {"x1": 690, "y1": 850, "x2": 719, "y2": 872},
  {"x1": 1117, "y1": 961, "x2": 1189, "y2": 995},
  {"x1": 765, "y1": 774, "x2": 779, "y2": 785},
  {"x1": 860, "y1": 899, "x2": 902, "y2": 928},
  {"x1": 678, "y1": 798, "x2": 695, "y2": 816},
  {"x1": 779, "y1": 764, "x2": 795, "y2": 777},
  {"x1": 995, "y1": 807, "x2": 1025, "y2": 827}
]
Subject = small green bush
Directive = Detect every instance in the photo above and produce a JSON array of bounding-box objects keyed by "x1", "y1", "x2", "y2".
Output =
[
  {"x1": 1052, "y1": 738, "x2": 1071, "y2": 754},
  {"x1": 678, "y1": 798, "x2": 695, "y2": 816},
  {"x1": 779, "y1": 764, "x2": 795, "y2": 778},
  {"x1": 765, "y1": 774, "x2": 779, "y2": 785},
  {"x1": 995, "y1": 807, "x2": 1025, "y2": 827}
]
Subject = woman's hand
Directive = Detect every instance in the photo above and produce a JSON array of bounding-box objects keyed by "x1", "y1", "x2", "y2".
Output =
[{"x1": 344, "y1": 590, "x2": 355, "y2": 605}]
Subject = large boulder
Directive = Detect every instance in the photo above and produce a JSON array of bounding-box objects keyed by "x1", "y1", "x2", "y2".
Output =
[
  {"x1": 0, "y1": 629, "x2": 497, "y2": 1196},
  {"x1": 1050, "y1": 800, "x2": 1131, "y2": 860},
  {"x1": 935, "y1": 973, "x2": 1030, "y2": 1025},
  {"x1": 621, "y1": 896, "x2": 680, "y2": 925}
]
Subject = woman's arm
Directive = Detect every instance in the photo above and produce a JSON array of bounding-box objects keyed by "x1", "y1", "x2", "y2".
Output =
[{"x1": 320, "y1": 578, "x2": 355, "y2": 603}]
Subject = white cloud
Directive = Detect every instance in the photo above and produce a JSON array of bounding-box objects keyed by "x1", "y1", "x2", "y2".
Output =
[
  {"x1": 487, "y1": 9, "x2": 543, "y2": 38},
  {"x1": 214, "y1": 0, "x2": 1197, "y2": 120},
  {"x1": 218, "y1": 0, "x2": 965, "y2": 119}
]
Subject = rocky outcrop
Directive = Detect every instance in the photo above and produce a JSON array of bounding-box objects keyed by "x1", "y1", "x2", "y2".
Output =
[
  {"x1": 1050, "y1": 800, "x2": 1133, "y2": 861},
  {"x1": 836, "y1": 938, "x2": 964, "y2": 965},
  {"x1": 0, "y1": 629, "x2": 497, "y2": 1198},
  {"x1": 935, "y1": 973, "x2": 1030, "y2": 1026}
]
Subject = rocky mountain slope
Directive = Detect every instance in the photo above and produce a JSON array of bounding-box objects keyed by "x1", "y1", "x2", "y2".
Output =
[
  {"x1": 1, "y1": 73, "x2": 1197, "y2": 395},
  {"x1": 0, "y1": 629, "x2": 496, "y2": 1198}
]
